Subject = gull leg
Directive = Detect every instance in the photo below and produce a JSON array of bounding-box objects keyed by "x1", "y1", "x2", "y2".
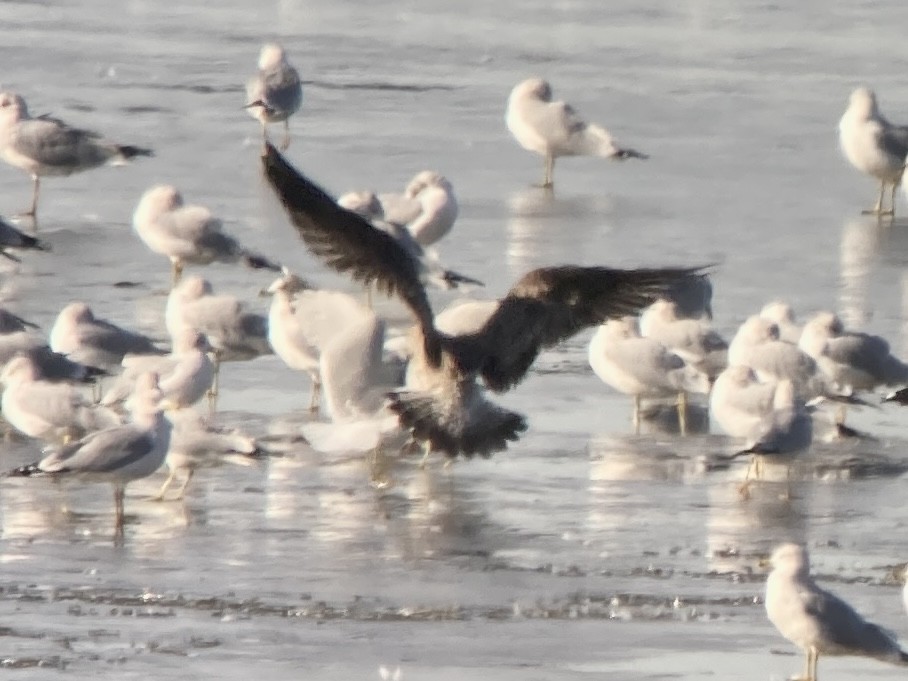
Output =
[
  {"x1": 542, "y1": 153, "x2": 555, "y2": 188},
  {"x1": 807, "y1": 647, "x2": 818, "y2": 681},
  {"x1": 863, "y1": 181, "x2": 885, "y2": 216},
  {"x1": 308, "y1": 378, "x2": 321, "y2": 412},
  {"x1": 207, "y1": 353, "x2": 221, "y2": 413},
  {"x1": 889, "y1": 181, "x2": 898, "y2": 218},
  {"x1": 20, "y1": 176, "x2": 40, "y2": 218},
  {"x1": 114, "y1": 485, "x2": 126, "y2": 538},
  {"x1": 677, "y1": 391, "x2": 688, "y2": 436},
  {"x1": 170, "y1": 260, "x2": 183, "y2": 287},
  {"x1": 633, "y1": 394, "x2": 641, "y2": 435},
  {"x1": 151, "y1": 468, "x2": 176, "y2": 501},
  {"x1": 175, "y1": 468, "x2": 195, "y2": 500},
  {"x1": 280, "y1": 121, "x2": 291, "y2": 151},
  {"x1": 737, "y1": 457, "x2": 755, "y2": 499},
  {"x1": 419, "y1": 441, "x2": 432, "y2": 469}
]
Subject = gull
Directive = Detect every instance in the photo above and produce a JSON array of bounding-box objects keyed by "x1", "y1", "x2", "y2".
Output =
[
  {"x1": 588, "y1": 316, "x2": 710, "y2": 434},
  {"x1": 133, "y1": 184, "x2": 281, "y2": 285},
  {"x1": 838, "y1": 87, "x2": 908, "y2": 218},
  {"x1": 798, "y1": 312, "x2": 908, "y2": 395},
  {"x1": 264, "y1": 268, "x2": 382, "y2": 412},
  {"x1": 0, "y1": 215, "x2": 49, "y2": 261},
  {"x1": 245, "y1": 43, "x2": 303, "y2": 151},
  {"x1": 166, "y1": 276, "x2": 271, "y2": 399},
  {"x1": 261, "y1": 143, "x2": 705, "y2": 460},
  {"x1": 0, "y1": 91, "x2": 152, "y2": 218},
  {"x1": 734, "y1": 379, "x2": 812, "y2": 494},
  {"x1": 154, "y1": 410, "x2": 259, "y2": 501},
  {"x1": 1, "y1": 354, "x2": 118, "y2": 442},
  {"x1": 339, "y1": 170, "x2": 459, "y2": 248},
  {"x1": 760, "y1": 300, "x2": 802, "y2": 344},
  {"x1": 49, "y1": 302, "x2": 164, "y2": 372},
  {"x1": 728, "y1": 315, "x2": 826, "y2": 399},
  {"x1": 0, "y1": 307, "x2": 106, "y2": 383},
  {"x1": 337, "y1": 190, "x2": 480, "y2": 290},
  {"x1": 765, "y1": 543, "x2": 908, "y2": 681},
  {"x1": 100, "y1": 328, "x2": 215, "y2": 411},
  {"x1": 639, "y1": 299, "x2": 728, "y2": 380},
  {"x1": 710, "y1": 365, "x2": 777, "y2": 440},
  {"x1": 505, "y1": 78, "x2": 647, "y2": 188},
  {"x1": 6, "y1": 371, "x2": 172, "y2": 537}
]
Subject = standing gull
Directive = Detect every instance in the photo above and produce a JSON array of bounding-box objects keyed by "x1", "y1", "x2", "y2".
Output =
[
  {"x1": 505, "y1": 78, "x2": 647, "y2": 189},
  {"x1": 6, "y1": 372, "x2": 172, "y2": 537},
  {"x1": 261, "y1": 143, "x2": 705, "y2": 460},
  {"x1": 0, "y1": 91, "x2": 152, "y2": 218},
  {"x1": 133, "y1": 184, "x2": 280, "y2": 285},
  {"x1": 838, "y1": 87, "x2": 908, "y2": 218},
  {"x1": 245, "y1": 43, "x2": 303, "y2": 151},
  {"x1": 49, "y1": 302, "x2": 164, "y2": 372},
  {"x1": 765, "y1": 543, "x2": 908, "y2": 681},
  {"x1": 639, "y1": 299, "x2": 728, "y2": 380},
  {"x1": 588, "y1": 316, "x2": 709, "y2": 434}
]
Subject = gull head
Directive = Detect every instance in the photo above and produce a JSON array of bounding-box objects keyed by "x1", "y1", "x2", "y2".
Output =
[
  {"x1": 258, "y1": 43, "x2": 288, "y2": 70},
  {"x1": 173, "y1": 328, "x2": 213, "y2": 354},
  {"x1": 404, "y1": 171, "x2": 452, "y2": 198},
  {"x1": 847, "y1": 86, "x2": 878, "y2": 118},
  {"x1": 58, "y1": 301, "x2": 96, "y2": 326},
  {"x1": 1, "y1": 353, "x2": 40, "y2": 386},
  {"x1": 131, "y1": 371, "x2": 164, "y2": 415},
  {"x1": 337, "y1": 191, "x2": 384, "y2": 221},
  {"x1": 265, "y1": 267, "x2": 311, "y2": 296},
  {"x1": 736, "y1": 315, "x2": 780, "y2": 344},
  {"x1": 760, "y1": 300, "x2": 796, "y2": 326},
  {"x1": 136, "y1": 185, "x2": 184, "y2": 220},
  {"x1": 804, "y1": 311, "x2": 844, "y2": 339},
  {"x1": 510, "y1": 78, "x2": 553, "y2": 104},
  {"x1": 172, "y1": 275, "x2": 214, "y2": 302},
  {"x1": 769, "y1": 543, "x2": 810, "y2": 579},
  {"x1": 0, "y1": 91, "x2": 28, "y2": 123},
  {"x1": 602, "y1": 316, "x2": 640, "y2": 339}
]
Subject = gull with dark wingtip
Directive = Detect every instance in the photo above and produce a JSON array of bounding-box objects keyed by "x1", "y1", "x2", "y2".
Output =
[
  {"x1": 0, "y1": 91, "x2": 152, "y2": 218},
  {"x1": 261, "y1": 143, "x2": 707, "y2": 460},
  {"x1": 245, "y1": 43, "x2": 303, "y2": 151}
]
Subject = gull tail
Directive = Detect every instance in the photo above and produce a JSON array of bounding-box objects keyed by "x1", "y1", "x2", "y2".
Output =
[
  {"x1": 240, "y1": 251, "x2": 283, "y2": 273},
  {"x1": 387, "y1": 390, "x2": 527, "y2": 459},
  {"x1": 586, "y1": 124, "x2": 648, "y2": 160},
  {"x1": 883, "y1": 387, "x2": 908, "y2": 405},
  {"x1": 612, "y1": 147, "x2": 648, "y2": 160},
  {"x1": 115, "y1": 145, "x2": 154, "y2": 161}
]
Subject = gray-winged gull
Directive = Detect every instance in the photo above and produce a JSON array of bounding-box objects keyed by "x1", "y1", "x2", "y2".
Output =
[
  {"x1": 6, "y1": 371, "x2": 171, "y2": 536},
  {"x1": 245, "y1": 43, "x2": 303, "y2": 151},
  {"x1": 765, "y1": 543, "x2": 908, "y2": 680},
  {"x1": 0, "y1": 91, "x2": 152, "y2": 217},
  {"x1": 505, "y1": 78, "x2": 647, "y2": 188},
  {"x1": 132, "y1": 184, "x2": 281, "y2": 285},
  {"x1": 838, "y1": 87, "x2": 908, "y2": 218}
]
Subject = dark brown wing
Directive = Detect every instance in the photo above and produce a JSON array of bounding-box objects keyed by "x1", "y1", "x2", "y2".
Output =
[
  {"x1": 260, "y1": 143, "x2": 441, "y2": 364},
  {"x1": 452, "y1": 265, "x2": 710, "y2": 392}
]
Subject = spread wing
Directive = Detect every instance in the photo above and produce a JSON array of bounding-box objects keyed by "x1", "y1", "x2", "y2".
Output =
[
  {"x1": 453, "y1": 265, "x2": 709, "y2": 392},
  {"x1": 261, "y1": 143, "x2": 441, "y2": 364}
]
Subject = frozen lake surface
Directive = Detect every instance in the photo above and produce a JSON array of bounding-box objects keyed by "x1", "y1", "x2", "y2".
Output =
[{"x1": 2, "y1": 0, "x2": 908, "y2": 678}]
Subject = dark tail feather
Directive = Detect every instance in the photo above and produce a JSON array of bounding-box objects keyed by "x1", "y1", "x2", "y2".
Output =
[
  {"x1": 614, "y1": 147, "x2": 648, "y2": 160},
  {"x1": 899, "y1": 649, "x2": 908, "y2": 665},
  {"x1": 6, "y1": 463, "x2": 42, "y2": 478},
  {"x1": 387, "y1": 390, "x2": 527, "y2": 459},
  {"x1": 442, "y1": 269, "x2": 484, "y2": 289},
  {"x1": 883, "y1": 387, "x2": 908, "y2": 405},
  {"x1": 116, "y1": 145, "x2": 154, "y2": 160},
  {"x1": 240, "y1": 252, "x2": 283, "y2": 273}
]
